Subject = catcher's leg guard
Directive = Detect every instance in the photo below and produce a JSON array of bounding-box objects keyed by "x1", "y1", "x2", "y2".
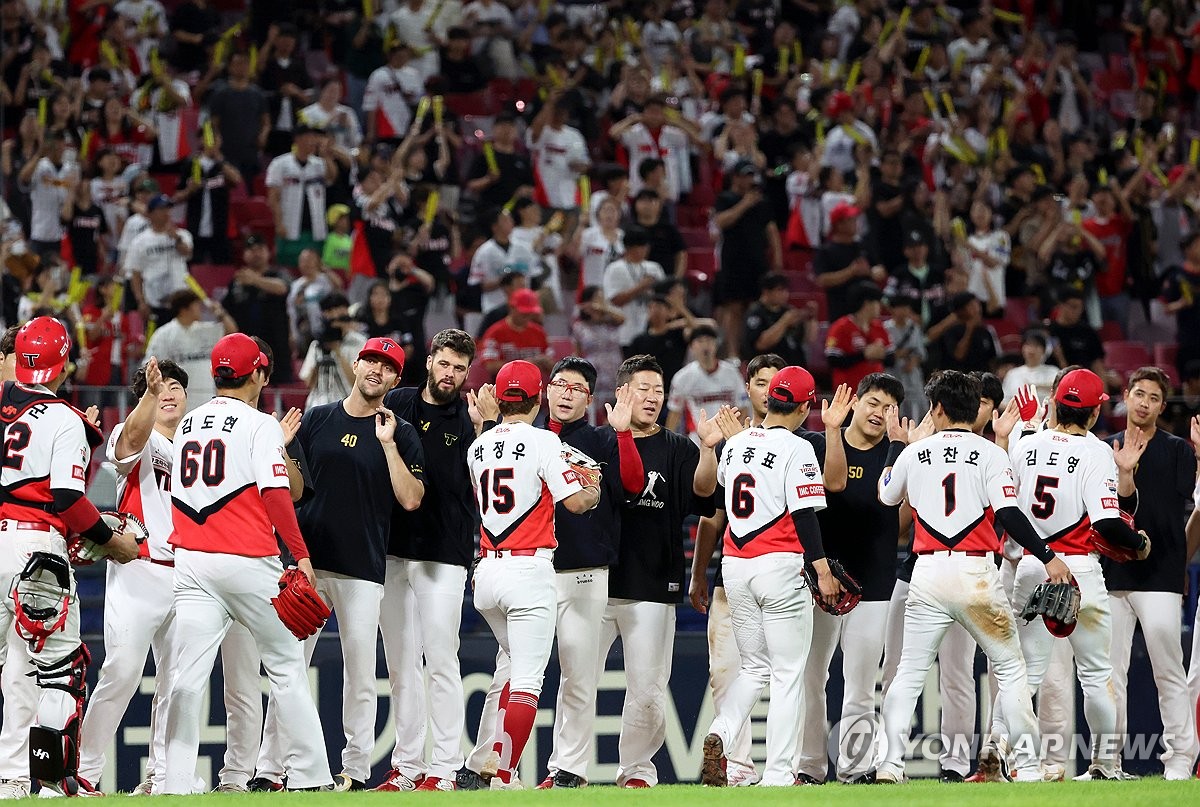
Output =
[{"x1": 30, "y1": 644, "x2": 89, "y2": 791}]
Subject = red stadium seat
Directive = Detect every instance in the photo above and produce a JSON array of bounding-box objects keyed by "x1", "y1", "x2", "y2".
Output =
[
  {"x1": 1098, "y1": 321, "x2": 1125, "y2": 342},
  {"x1": 686, "y1": 249, "x2": 717, "y2": 283},
  {"x1": 677, "y1": 205, "x2": 710, "y2": 228},
  {"x1": 444, "y1": 90, "x2": 495, "y2": 118},
  {"x1": 1004, "y1": 297, "x2": 1033, "y2": 332},
  {"x1": 679, "y1": 227, "x2": 711, "y2": 249},
  {"x1": 783, "y1": 249, "x2": 814, "y2": 275},
  {"x1": 788, "y1": 291, "x2": 827, "y2": 324},
  {"x1": 188, "y1": 264, "x2": 236, "y2": 296},
  {"x1": 1104, "y1": 340, "x2": 1152, "y2": 377},
  {"x1": 1154, "y1": 342, "x2": 1178, "y2": 372},
  {"x1": 549, "y1": 337, "x2": 574, "y2": 359},
  {"x1": 999, "y1": 333, "x2": 1023, "y2": 354}
]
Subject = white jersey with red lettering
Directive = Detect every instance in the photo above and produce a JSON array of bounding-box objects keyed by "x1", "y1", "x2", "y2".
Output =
[
  {"x1": 169, "y1": 396, "x2": 291, "y2": 557},
  {"x1": 466, "y1": 420, "x2": 583, "y2": 552},
  {"x1": 1011, "y1": 429, "x2": 1120, "y2": 555},
  {"x1": 667, "y1": 360, "x2": 749, "y2": 440},
  {"x1": 879, "y1": 429, "x2": 1017, "y2": 553},
  {"x1": 107, "y1": 423, "x2": 175, "y2": 561},
  {"x1": 0, "y1": 382, "x2": 101, "y2": 533},
  {"x1": 717, "y1": 426, "x2": 826, "y2": 559}
]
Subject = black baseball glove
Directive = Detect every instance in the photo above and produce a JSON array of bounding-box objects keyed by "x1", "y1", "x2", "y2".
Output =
[
  {"x1": 1019, "y1": 580, "x2": 1081, "y2": 636},
  {"x1": 802, "y1": 559, "x2": 863, "y2": 616}
]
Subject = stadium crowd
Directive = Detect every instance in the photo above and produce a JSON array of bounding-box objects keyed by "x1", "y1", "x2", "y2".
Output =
[{"x1": 0, "y1": 0, "x2": 1198, "y2": 793}]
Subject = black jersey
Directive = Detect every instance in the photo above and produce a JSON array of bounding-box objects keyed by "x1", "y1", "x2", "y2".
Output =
[
  {"x1": 1102, "y1": 428, "x2": 1197, "y2": 594},
  {"x1": 610, "y1": 428, "x2": 714, "y2": 603},
  {"x1": 385, "y1": 387, "x2": 480, "y2": 568},
  {"x1": 295, "y1": 401, "x2": 425, "y2": 585},
  {"x1": 544, "y1": 416, "x2": 624, "y2": 570},
  {"x1": 817, "y1": 430, "x2": 899, "y2": 601}
]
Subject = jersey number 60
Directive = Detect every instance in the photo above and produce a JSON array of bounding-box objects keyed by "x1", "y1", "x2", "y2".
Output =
[{"x1": 180, "y1": 440, "x2": 227, "y2": 487}]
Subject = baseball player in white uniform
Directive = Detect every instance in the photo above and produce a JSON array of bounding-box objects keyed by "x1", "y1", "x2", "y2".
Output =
[
  {"x1": 875, "y1": 370, "x2": 1071, "y2": 783},
  {"x1": 699, "y1": 366, "x2": 838, "y2": 787},
  {"x1": 987, "y1": 369, "x2": 1149, "y2": 780},
  {"x1": 77, "y1": 358, "x2": 188, "y2": 794},
  {"x1": 162, "y1": 333, "x2": 332, "y2": 794},
  {"x1": 0, "y1": 317, "x2": 140, "y2": 797},
  {"x1": 467, "y1": 360, "x2": 599, "y2": 789}
]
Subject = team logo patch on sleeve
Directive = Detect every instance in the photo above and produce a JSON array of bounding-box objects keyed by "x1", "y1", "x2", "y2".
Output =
[
  {"x1": 71, "y1": 465, "x2": 85, "y2": 481},
  {"x1": 273, "y1": 464, "x2": 288, "y2": 478}
]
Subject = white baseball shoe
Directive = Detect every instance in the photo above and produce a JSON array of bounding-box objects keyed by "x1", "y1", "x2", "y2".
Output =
[
  {"x1": 130, "y1": 778, "x2": 155, "y2": 795},
  {"x1": 874, "y1": 766, "x2": 903, "y2": 784},
  {"x1": 727, "y1": 762, "x2": 759, "y2": 787},
  {"x1": 0, "y1": 779, "x2": 30, "y2": 799},
  {"x1": 1041, "y1": 763, "x2": 1066, "y2": 781},
  {"x1": 213, "y1": 783, "x2": 249, "y2": 793},
  {"x1": 489, "y1": 776, "x2": 523, "y2": 790}
]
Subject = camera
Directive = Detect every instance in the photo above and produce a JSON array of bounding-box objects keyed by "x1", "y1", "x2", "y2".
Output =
[{"x1": 316, "y1": 315, "x2": 351, "y2": 350}]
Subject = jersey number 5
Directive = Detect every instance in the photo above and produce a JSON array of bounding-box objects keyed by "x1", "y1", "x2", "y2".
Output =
[
  {"x1": 180, "y1": 440, "x2": 227, "y2": 487},
  {"x1": 479, "y1": 468, "x2": 515, "y2": 514},
  {"x1": 1030, "y1": 475, "x2": 1058, "y2": 519},
  {"x1": 731, "y1": 473, "x2": 755, "y2": 518}
]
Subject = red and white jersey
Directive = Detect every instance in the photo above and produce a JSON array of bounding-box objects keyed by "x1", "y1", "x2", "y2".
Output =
[
  {"x1": 0, "y1": 383, "x2": 102, "y2": 535},
  {"x1": 170, "y1": 397, "x2": 291, "y2": 557},
  {"x1": 265, "y1": 152, "x2": 329, "y2": 240},
  {"x1": 718, "y1": 426, "x2": 826, "y2": 559},
  {"x1": 131, "y1": 80, "x2": 192, "y2": 164},
  {"x1": 620, "y1": 123, "x2": 690, "y2": 202},
  {"x1": 107, "y1": 422, "x2": 175, "y2": 560},
  {"x1": 666, "y1": 359, "x2": 749, "y2": 440},
  {"x1": 1012, "y1": 429, "x2": 1120, "y2": 555},
  {"x1": 467, "y1": 420, "x2": 583, "y2": 552},
  {"x1": 528, "y1": 124, "x2": 588, "y2": 209},
  {"x1": 879, "y1": 429, "x2": 1017, "y2": 553},
  {"x1": 362, "y1": 65, "x2": 422, "y2": 139},
  {"x1": 578, "y1": 225, "x2": 623, "y2": 288}
]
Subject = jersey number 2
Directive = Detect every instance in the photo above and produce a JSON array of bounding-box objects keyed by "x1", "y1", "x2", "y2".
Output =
[
  {"x1": 479, "y1": 468, "x2": 515, "y2": 514},
  {"x1": 1, "y1": 423, "x2": 31, "y2": 471},
  {"x1": 180, "y1": 440, "x2": 227, "y2": 487}
]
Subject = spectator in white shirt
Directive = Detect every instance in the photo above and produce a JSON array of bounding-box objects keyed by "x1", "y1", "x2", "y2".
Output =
[
  {"x1": 819, "y1": 91, "x2": 878, "y2": 175},
  {"x1": 299, "y1": 78, "x2": 363, "y2": 152},
  {"x1": 287, "y1": 247, "x2": 342, "y2": 351},
  {"x1": 609, "y1": 96, "x2": 701, "y2": 204},
  {"x1": 461, "y1": 0, "x2": 518, "y2": 78},
  {"x1": 385, "y1": 0, "x2": 455, "y2": 81},
  {"x1": 18, "y1": 131, "x2": 76, "y2": 264},
  {"x1": 143, "y1": 288, "x2": 238, "y2": 411},
  {"x1": 1001, "y1": 331, "x2": 1059, "y2": 405},
  {"x1": 602, "y1": 226, "x2": 666, "y2": 352},
  {"x1": 127, "y1": 194, "x2": 192, "y2": 325},
  {"x1": 665, "y1": 323, "x2": 749, "y2": 439},
  {"x1": 528, "y1": 90, "x2": 589, "y2": 212},
  {"x1": 300, "y1": 293, "x2": 368, "y2": 410},
  {"x1": 363, "y1": 43, "x2": 424, "y2": 144},
  {"x1": 265, "y1": 123, "x2": 336, "y2": 267},
  {"x1": 468, "y1": 207, "x2": 538, "y2": 316},
  {"x1": 964, "y1": 199, "x2": 1010, "y2": 318}
]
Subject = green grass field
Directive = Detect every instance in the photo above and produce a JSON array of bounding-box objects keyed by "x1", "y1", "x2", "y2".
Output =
[{"x1": 111, "y1": 780, "x2": 1198, "y2": 806}]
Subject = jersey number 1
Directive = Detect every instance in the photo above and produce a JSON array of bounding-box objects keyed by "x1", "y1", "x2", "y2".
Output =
[{"x1": 941, "y1": 472, "x2": 956, "y2": 517}]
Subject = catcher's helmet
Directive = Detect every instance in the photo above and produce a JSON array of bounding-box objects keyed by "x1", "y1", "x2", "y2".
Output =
[
  {"x1": 14, "y1": 316, "x2": 70, "y2": 384},
  {"x1": 1043, "y1": 576, "x2": 1081, "y2": 638}
]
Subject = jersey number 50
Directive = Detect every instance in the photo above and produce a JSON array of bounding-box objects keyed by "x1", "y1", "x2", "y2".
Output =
[{"x1": 180, "y1": 440, "x2": 227, "y2": 487}]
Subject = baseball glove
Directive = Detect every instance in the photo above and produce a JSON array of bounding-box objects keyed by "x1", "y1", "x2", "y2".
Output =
[
  {"x1": 68, "y1": 512, "x2": 148, "y2": 565},
  {"x1": 1091, "y1": 511, "x2": 1150, "y2": 563},
  {"x1": 271, "y1": 568, "x2": 331, "y2": 640},
  {"x1": 1019, "y1": 579, "x2": 1081, "y2": 637},
  {"x1": 561, "y1": 444, "x2": 602, "y2": 489},
  {"x1": 802, "y1": 559, "x2": 863, "y2": 615}
]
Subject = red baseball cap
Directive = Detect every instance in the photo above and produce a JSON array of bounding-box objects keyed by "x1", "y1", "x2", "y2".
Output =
[
  {"x1": 211, "y1": 333, "x2": 268, "y2": 379},
  {"x1": 769, "y1": 366, "x2": 817, "y2": 404},
  {"x1": 495, "y1": 360, "x2": 542, "y2": 402},
  {"x1": 826, "y1": 90, "x2": 853, "y2": 118},
  {"x1": 511, "y1": 288, "x2": 543, "y2": 315},
  {"x1": 358, "y1": 337, "x2": 405, "y2": 373},
  {"x1": 829, "y1": 202, "x2": 860, "y2": 227},
  {"x1": 14, "y1": 316, "x2": 71, "y2": 384},
  {"x1": 1054, "y1": 368, "x2": 1109, "y2": 408}
]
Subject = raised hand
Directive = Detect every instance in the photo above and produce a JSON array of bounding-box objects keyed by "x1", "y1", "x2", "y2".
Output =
[
  {"x1": 1112, "y1": 425, "x2": 1148, "y2": 474},
  {"x1": 605, "y1": 383, "x2": 633, "y2": 432},
  {"x1": 909, "y1": 410, "x2": 935, "y2": 443},
  {"x1": 1014, "y1": 384, "x2": 1039, "y2": 422},
  {"x1": 991, "y1": 398, "x2": 1021, "y2": 442},
  {"x1": 275, "y1": 407, "x2": 302, "y2": 444},
  {"x1": 375, "y1": 406, "x2": 397, "y2": 445},
  {"x1": 695, "y1": 408, "x2": 724, "y2": 448},
  {"x1": 821, "y1": 383, "x2": 856, "y2": 430},
  {"x1": 715, "y1": 405, "x2": 747, "y2": 440},
  {"x1": 885, "y1": 404, "x2": 912, "y2": 444},
  {"x1": 1191, "y1": 414, "x2": 1200, "y2": 454},
  {"x1": 144, "y1": 356, "x2": 164, "y2": 397}
]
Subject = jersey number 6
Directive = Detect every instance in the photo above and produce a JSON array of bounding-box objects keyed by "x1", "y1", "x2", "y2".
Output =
[{"x1": 731, "y1": 473, "x2": 755, "y2": 518}]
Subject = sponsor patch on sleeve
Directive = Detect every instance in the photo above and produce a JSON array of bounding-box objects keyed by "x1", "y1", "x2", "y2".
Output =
[
  {"x1": 1002, "y1": 486, "x2": 1017, "y2": 498},
  {"x1": 71, "y1": 465, "x2": 85, "y2": 481},
  {"x1": 796, "y1": 484, "x2": 824, "y2": 498},
  {"x1": 1101, "y1": 497, "x2": 1119, "y2": 509},
  {"x1": 563, "y1": 469, "x2": 580, "y2": 485},
  {"x1": 273, "y1": 463, "x2": 288, "y2": 478}
]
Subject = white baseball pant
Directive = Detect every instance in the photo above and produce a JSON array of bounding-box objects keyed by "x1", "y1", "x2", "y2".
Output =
[
  {"x1": 465, "y1": 648, "x2": 508, "y2": 775},
  {"x1": 78, "y1": 558, "x2": 176, "y2": 787},
  {"x1": 707, "y1": 586, "x2": 755, "y2": 780},
  {"x1": 1109, "y1": 590, "x2": 1199, "y2": 777},
  {"x1": 797, "y1": 600, "x2": 889, "y2": 782},
  {"x1": 881, "y1": 578, "x2": 977, "y2": 776},
  {"x1": 709, "y1": 554, "x2": 811, "y2": 786},
  {"x1": 1038, "y1": 640, "x2": 1076, "y2": 771},
  {"x1": 257, "y1": 571, "x2": 383, "y2": 784},
  {"x1": 879, "y1": 553, "x2": 1041, "y2": 780},
  {"x1": 992, "y1": 554, "x2": 1118, "y2": 771},
  {"x1": 598, "y1": 598, "x2": 677, "y2": 786},
  {"x1": 0, "y1": 640, "x2": 38, "y2": 782},
  {"x1": 545, "y1": 568, "x2": 609, "y2": 781},
  {"x1": 1189, "y1": 603, "x2": 1200, "y2": 765},
  {"x1": 379, "y1": 557, "x2": 468, "y2": 780},
  {"x1": 162, "y1": 549, "x2": 332, "y2": 793},
  {"x1": 217, "y1": 622, "x2": 264, "y2": 788}
]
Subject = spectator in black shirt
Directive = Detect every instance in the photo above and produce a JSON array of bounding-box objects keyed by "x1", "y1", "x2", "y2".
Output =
[
  {"x1": 224, "y1": 235, "x2": 294, "y2": 382},
  {"x1": 206, "y1": 51, "x2": 271, "y2": 185},
  {"x1": 170, "y1": 0, "x2": 220, "y2": 73},
  {"x1": 884, "y1": 228, "x2": 948, "y2": 329},
  {"x1": 60, "y1": 177, "x2": 107, "y2": 276},
  {"x1": 759, "y1": 101, "x2": 809, "y2": 228},
  {"x1": 741, "y1": 273, "x2": 813, "y2": 366},
  {"x1": 937, "y1": 292, "x2": 998, "y2": 373},
  {"x1": 815, "y1": 202, "x2": 885, "y2": 321},
  {"x1": 629, "y1": 190, "x2": 687, "y2": 278},
  {"x1": 869, "y1": 150, "x2": 906, "y2": 269},
  {"x1": 439, "y1": 27, "x2": 489, "y2": 94},
  {"x1": 628, "y1": 291, "x2": 694, "y2": 393},
  {"x1": 1161, "y1": 232, "x2": 1200, "y2": 376},
  {"x1": 465, "y1": 112, "x2": 534, "y2": 210},
  {"x1": 1048, "y1": 288, "x2": 1105, "y2": 374},
  {"x1": 175, "y1": 130, "x2": 242, "y2": 264},
  {"x1": 712, "y1": 160, "x2": 782, "y2": 359},
  {"x1": 257, "y1": 23, "x2": 315, "y2": 157}
]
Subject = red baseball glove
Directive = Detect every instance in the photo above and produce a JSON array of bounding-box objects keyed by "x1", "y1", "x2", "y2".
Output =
[
  {"x1": 1091, "y1": 511, "x2": 1150, "y2": 563},
  {"x1": 270, "y1": 568, "x2": 330, "y2": 640}
]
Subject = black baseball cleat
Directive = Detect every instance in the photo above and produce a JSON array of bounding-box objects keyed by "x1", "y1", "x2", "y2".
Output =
[
  {"x1": 455, "y1": 768, "x2": 487, "y2": 791},
  {"x1": 552, "y1": 771, "x2": 584, "y2": 788},
  {"x1": 845, "y1": 771, "x2": 876, "y2": 784},
  {"x1": 248, "y1": 777, "x2": 285, "y2": 792},
  {"x1": 794, "y1": 773, "x2": 824, "y2": 785},
  {"x1": 940, "y1": 769, "x2": 965, "y2": 783}
]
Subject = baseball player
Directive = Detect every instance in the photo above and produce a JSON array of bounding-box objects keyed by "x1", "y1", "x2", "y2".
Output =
[
  {"x1": 797, "y1": 372, "x2": 905, "y2": 784},
  {"x1": 0, "y1": 317, "x2": 140, "y2": 797},
  {"x1": 1102, "y1": 367, "x2": 1199, "y2": 779},
  {"x1": 253, "y1": 337, "x2": 425, "y2": 792},
  {"x1": 700, "y1": 366, "x2": 838, "y2": 787},
  {"x1": 689, "y1": 353, "x2": 787, "y2": 787},
  {"x1": 467, "y1": 360, "x2": 599, "y2": 790},
  {"x1": 987, "y1": 368, "x2": 1149, "y2": 780},
  {"x1": 600, "y1": 354, "x2": 721, "y2": 787},
  {"x1": 76, "y1": 359, "x2": 189, "y2": 794},
  {"x1": 530, "y1": 358, "x2": 643, "y2": 788},
  {"x1": 162, "y1": 333, "x2": 332, "y2": 794},
  {"x1": 377, "y1": 330, "x2": 486, "y2": 793},
  {"x1": 875, "y1": 370, "x2": 1071, "y2": 783}
]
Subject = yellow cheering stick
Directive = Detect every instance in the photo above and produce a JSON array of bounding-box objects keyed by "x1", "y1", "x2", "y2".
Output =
[
  {"x1": 538, "y1": 0, "x2": 550, "y2": 19},
  {"x1": 845, "y1": 60, "x2": 861, "y2": 91},
  {"x1": 184, "y1": 274, "x2": 210, "y2": 302},
  {"x1": 578, "y1": 175, "x2": 590, "y2": 213},
  {"x1": 952, "y1": 49, "x2": 966, "y2": 76},
  {"x1": 545, "y1": 211, "x2": 565, "y2": 233},
  {"x1": 777, "y1": 47, "x2": 789, "y2": 75},
  {"x1": 75, "y1": 319, "x2": 87, "y2": 351},
  {"x1": 362, "y1": 0, "x2": 372, "y2": 16},
  {"x1": 950, "y1": 217, "x2": 967, "y2": 243},
  {"x1": 1191, "y1": 139, "x2": 1200, "y2": 167},
  {"x1": 941, "y1": 91, "x2": 957, "y2": 121},
  {"x1": 483, "y1": 142, "x2": 499, "y2": 174},
  {"x1": 752, "y1": 69, "x2": 763, "y2": 98},
  {"x1": 427, "y1": 0, "x2": 447, "y2": 28},
  {"x1": 732, "y1": 44, "x2": 745, "y2": 77},
  {"x1": 1098, "y1": 167, "x2": 1109, "y2": 186},
  {"x1": 993, "y1": 9, "x2": 1024, "y2": 24},
  {"x1": 792, "y1": 41, "x2": 802, "y2": 68},
  {"x1": 996, "y1": 126, "x2": 1008, "y2": 154},
  {"x1": 37, "y1": 97, "x2": 47, "y2": 127},
  {"x1": 191, "y1": 157, "x2": 203, "y2": 185},
  {"x1": 921, "y1": 89, "x2": 939, "y2": 118},
  {"x1": 414, "y1": 96, "x2": 430, "y2": 127},
  {"x1": 150, "y1": 48, "x2": 163, "y2": 78},
  {"x1": 842, "y1": 124, "x2": 867, "y2": 146},
  {"x1": 815, "y1": 120, "x2": 825, "y2": 145},
  {"x1": 433, "y1": 95, "x2": 444, "y2": 127},
  {"x1": 897, "y1": 6, "x2": 911, "y2": 30},
  {"x1": 107, "y1": 285, "x2": 123, "y2": 315},
  {"x1": 914, "y1": 46, "x2": 930, "y2": 75},
  {"x1": 423, "y1": 191, "x2": 439, "y2": 226},
  {"x1": 212, "y1": 37, "x2": 228, "y2": 68},
  {"x1": 249, "y1": 44, "x2": 258, "y2": 75},
  {"x1": 546, "y1": 64, "x2": 563, "y2": 87},
  {"x1": 623, "y1": 18, "x2": 640, "y2": 46},
  {"x1": 79, "y1": 130, "x2": 93, "y2": 162},
  {"x1": 100, "y1": 40, "x2": 120, "y2": 68},
  {"x1": 502, "y1": 193, "x2": 519, "y2": 215},
  {"x1": 592, "y1": 46, "x2": 604, "y2": 69},
  {"x1": 1031, "y1": 164, "x2": 1046, "y2": 185},
  {"x1": 1151, "y1": 164, "x2": 1169, "y2": 187},
  {"x1": 877, "y1": 19, "x2": 895, "y2": 48},
  {"x1": 203, "y1": 121, "x2": 216, "y2": 150}
]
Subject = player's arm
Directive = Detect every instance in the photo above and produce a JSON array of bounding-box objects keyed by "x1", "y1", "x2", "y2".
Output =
[
  {"x1": 113, "y1": 357, "x2": 164, "y2": 463},
  {"x1": 376, "y1": 408, "x2": 425, "y2": 511},
  {"x1": 52, "y1": 419, "x2": 139, "y2": 561},
  {"x1": 984, "y1": 450, "x2": 1070, "y2": 582},
  {"x1": 877, "y1": 439, "x2": 910, "y2": 506},
  {"x1": 544, "y1": 435, "x2": 600, "y2": 513},
  {"x1": 820, "y1": 384, "x2": 854, "y2": 493},
  {"x1": 690, "y1": 511, "x2": 725, "y2": 613},
  {"x1": 254, "y1": 419, "x2": 315, "y2": 579},
  {"x1": 788, "y1": 469, "x2": 839, "y2": 600},
  {"x1": 606, "y1": 384, "x2": 645, "y2": 495},
  {"x1": 693, "y1": 409, "x2": 722, "y2": 497}
]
